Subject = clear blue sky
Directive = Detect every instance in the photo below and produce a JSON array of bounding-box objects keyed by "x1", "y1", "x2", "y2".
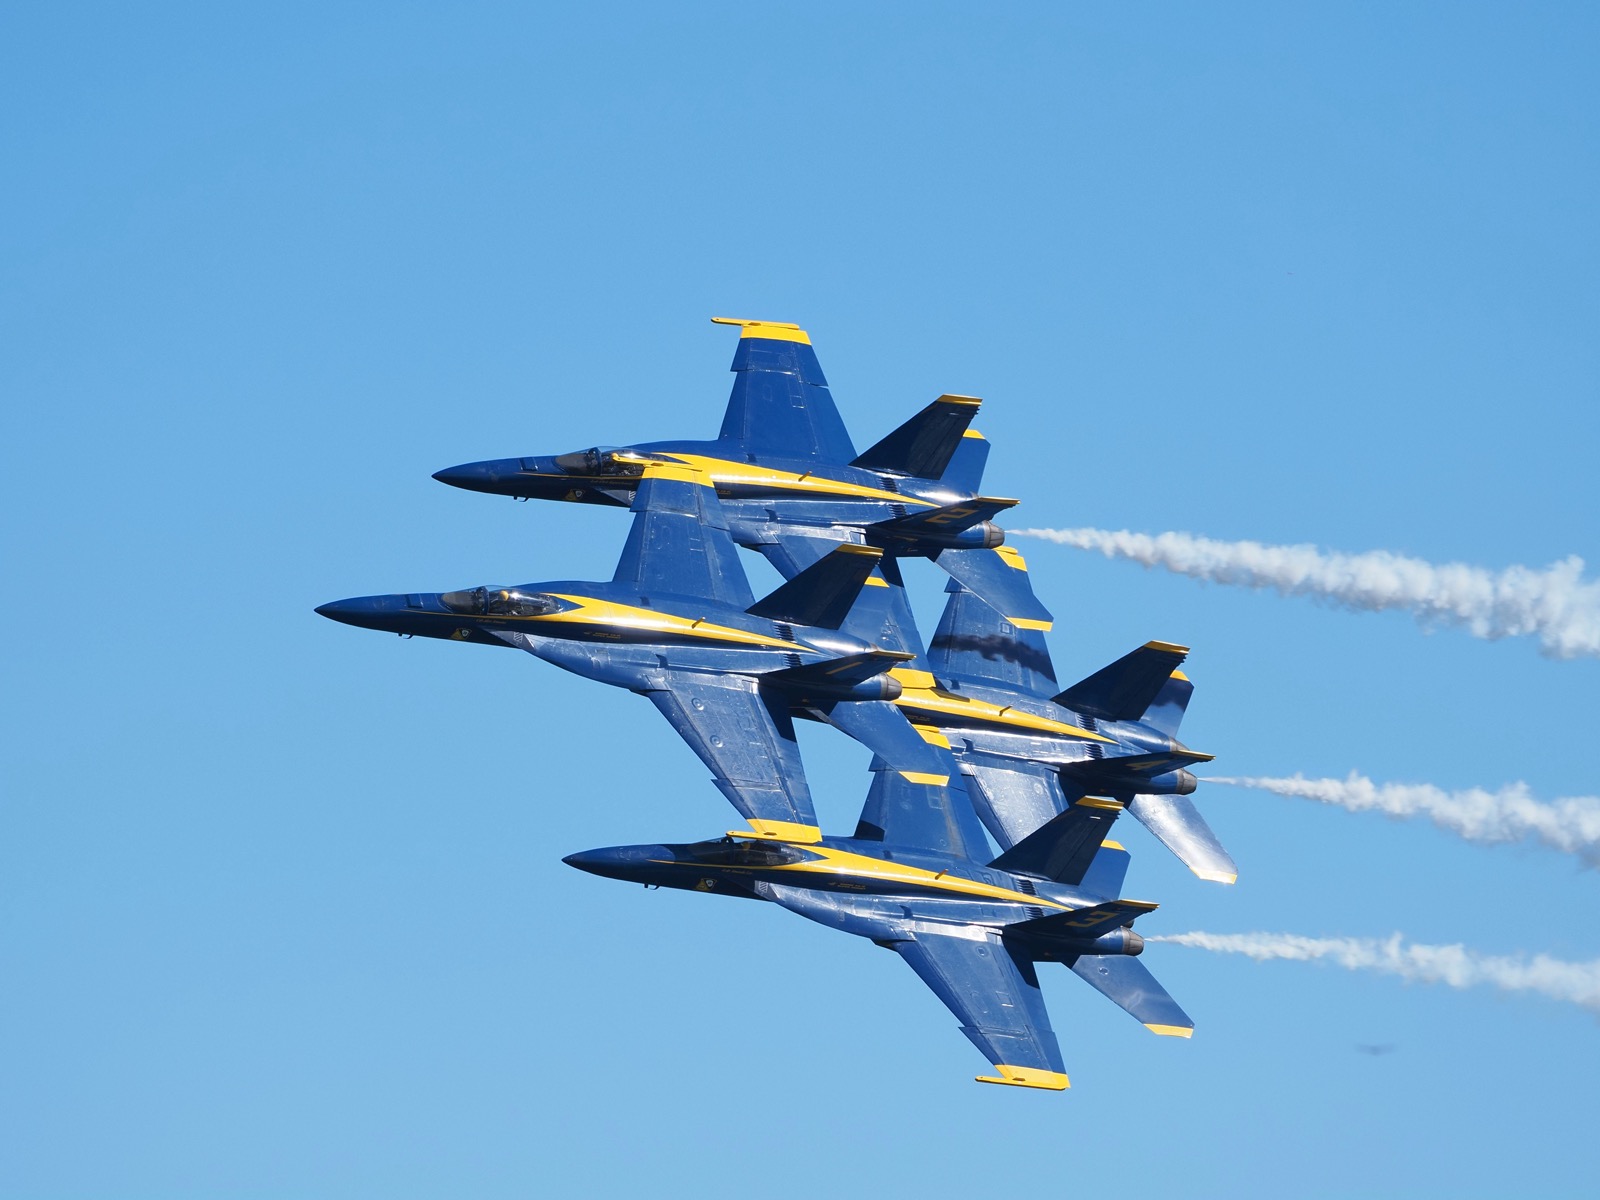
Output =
[{"x1": 4, "y1": 4, "x2": 1597, "y2": 1197}]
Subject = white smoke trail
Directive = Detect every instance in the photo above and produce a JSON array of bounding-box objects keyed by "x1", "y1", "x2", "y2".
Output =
[
  {"x1": 1209, "y1": 773, "x2": 1600, "y2": 867},
  {"x1": 1010, "y1": 527, "x2": 1600, "y2": 659},
  {"x1": 1150, "y1": 931, "x2": 1600, "y2": 1014}
]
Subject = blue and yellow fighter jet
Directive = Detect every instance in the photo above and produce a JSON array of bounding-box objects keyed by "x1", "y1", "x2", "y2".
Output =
[
  {"x1": 316, "y1": 461, "x2": 954, "y2": 842},
  {"x1": 430, "y1": 317, "x2": 1054, "y2": 632},
  {"x1": 875, "y1": 575, "x2": 1236, "y2": 883},
  {"x1": 565, "y1": 768, "x2": 1193, "y2": 1089}
]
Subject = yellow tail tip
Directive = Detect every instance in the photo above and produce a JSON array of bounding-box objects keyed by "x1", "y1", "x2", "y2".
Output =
[
  {"x1": 976, "y1": 1066, "x2": 1070, "y2": 1090},
  {"x1": 710, "y1": 316, "x2": 810, "y2": 344}
]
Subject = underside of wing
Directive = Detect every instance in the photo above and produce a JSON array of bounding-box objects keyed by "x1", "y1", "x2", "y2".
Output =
[
  {"x1": 892, "y1": 931, "x2": 1069, "y2": 1090},
  {"x1": 645, "y1": 669, "x2": 820, "y2": 841},
  {"x1": 712, "y1": 318, "x2": 857, "y2": 464},
  {"x1": 959, "y1": 759, "x2": 1071, "y2": 851}
]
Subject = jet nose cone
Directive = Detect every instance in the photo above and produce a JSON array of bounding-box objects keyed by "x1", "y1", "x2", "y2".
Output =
[
  {"x1": 314, "y1": 598, "x2": 360, "y2": 623},
  {"x1": 314, "y1": 594, "x2": 406, "y2": 631},
  {"x1": 433, "y1": 458, "x2": 516, "y2": 493},
  {"x1": 562, "y1": 845, "x2": 665, "y2": 882},
  {"x1": 562, "y1": 849, "x2": 606, "y2": 873}
]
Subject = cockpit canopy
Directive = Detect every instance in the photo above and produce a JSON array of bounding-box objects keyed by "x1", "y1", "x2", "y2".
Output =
[
  {"x1": 679, "y1": 838, "x2": 813, "y2": 869},
  {"x1": 551, "y1": 446, "x2": 651, "y2": 477},
  {"x1": 439, "y1": 587, "x2": 567, "y2": 618}
]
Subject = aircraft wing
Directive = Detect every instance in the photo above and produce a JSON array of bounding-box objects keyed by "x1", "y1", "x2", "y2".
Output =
[
  {"x1": 645, "y1": 669, "x2": 820, "y2": 840},
  {"x1": 612, "y1": 462, "x2": 754, "y2": 608},
  {"x1": 892, "y1": 930, "x2": 1070, "y2": 1090},
  {"x1": 712, "y1": 318, "x2": 857, "y2": 463}
]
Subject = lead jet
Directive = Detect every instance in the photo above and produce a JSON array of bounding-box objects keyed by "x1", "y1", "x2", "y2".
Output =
[
  {"x1": 565, "y1": 767, "x2": 1193, "y2": 1089},
  {"x1": 882, "y1": 575, "x2": 1236, "y2": 883},
  {"x1": 316, "y1": 461, "x2": 952, "y2": 842},
  {"x1": 430, "y1": 317, "x2": 1054, "y2": 631}
]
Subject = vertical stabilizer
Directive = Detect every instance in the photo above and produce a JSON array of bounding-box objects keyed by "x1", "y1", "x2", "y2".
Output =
[{"x1": 712, "y1": 318, "x2": 857, "y2": 462}]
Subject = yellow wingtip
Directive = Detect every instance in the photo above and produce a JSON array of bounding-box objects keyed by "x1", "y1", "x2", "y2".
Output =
[
  {"x1": 1193, "y1": 867, "x2": 1238, "y2": 885},
  {"x1": 1144, "y1": 1024, "x2": 1194, "y2": 1038}
]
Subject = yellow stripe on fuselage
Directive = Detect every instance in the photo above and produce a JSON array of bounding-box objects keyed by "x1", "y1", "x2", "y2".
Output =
[
  {"x1": 889, "y1": 670, "x2": 1114, "y2": 743},
  {"x1": 651, "y1": 453, "x2": 938, "y2": 508},
  {"x1": 521, "y1": 595, "x2": 797, "y2": 650},
  {"x1": 767, "y1": 843, "x2": 1070, "y2": 909}
]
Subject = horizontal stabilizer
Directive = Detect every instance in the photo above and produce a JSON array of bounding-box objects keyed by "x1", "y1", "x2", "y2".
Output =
[
  {"x1": 868, "y1": 496, "x2": 1017, "y2": 544},
  {"x1": 761, "y1": 649, "x2": 913, "y2": 698},
  {"x1": 1061, "y1": 749, "x2": 1215, "y2": 785},
  {"x1": 1007, "y1": 899, "x2": 1158, "y2": 945},
  {"x1": 1053, "y1": 642, "x2": 1189, "y2": 721},
  {"x1": 1070, "y1": 956, "x2": 1193, "y2": 1036},
  {"x1": 747, "y1": 543, "x2": 882, "y2": 629},
  {"x1": 935, "y1": 546, "x2": 1054, "y2": 630},
  {"x1": 989, "y1": 796, "x2": 1124, "y2": 886},
  {"x1": 852, "y1": 394, "x2": 983, "y2": 480},
  {"x1": 1127, "y1": 794, "x2": 1237, "y2": 884}
]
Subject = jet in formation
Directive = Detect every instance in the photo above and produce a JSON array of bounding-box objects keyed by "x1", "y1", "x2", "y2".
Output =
[
  {"x1": 319, "y1": 318, "x2": 1231, "y2": 1088},
  {"x1": 431, "y1": 317, "x2": 1052, "y2": 630},
  {"x1": 877, "y1": 575, "x2": 1235, "y2": 883},
  {"x1": 566, "y1": 766, "x2": 1192, "y2": 1091},
  {"x1": 317, "y1": 463, "x2": 951, "y2": 841}
]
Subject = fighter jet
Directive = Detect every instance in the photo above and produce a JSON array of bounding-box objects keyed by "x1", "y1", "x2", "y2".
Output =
[
  {"x1": 430, "y1": 317, "x2": 1053, "y2": 631},
  {"x1": 316, "y1": 460, "x2": 952, "y2": 842},
  {"x1": 565, "y1": 767, "x2": 1193, "y2": 1089},
  {"x1": 882, "y1": 574, "x2": 1236, "y2": 883}
]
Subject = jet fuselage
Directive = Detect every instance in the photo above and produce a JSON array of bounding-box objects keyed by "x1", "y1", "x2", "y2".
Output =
[
  {"x1": 562, "y1": 833, "x2": 1146, "y2": 959},
  {"x1": 315, "y1": 580, "x2": 878, "y2": 690},
  {"x1": 433, "y1": 442, "x2": 1007, "y2": 555}
]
